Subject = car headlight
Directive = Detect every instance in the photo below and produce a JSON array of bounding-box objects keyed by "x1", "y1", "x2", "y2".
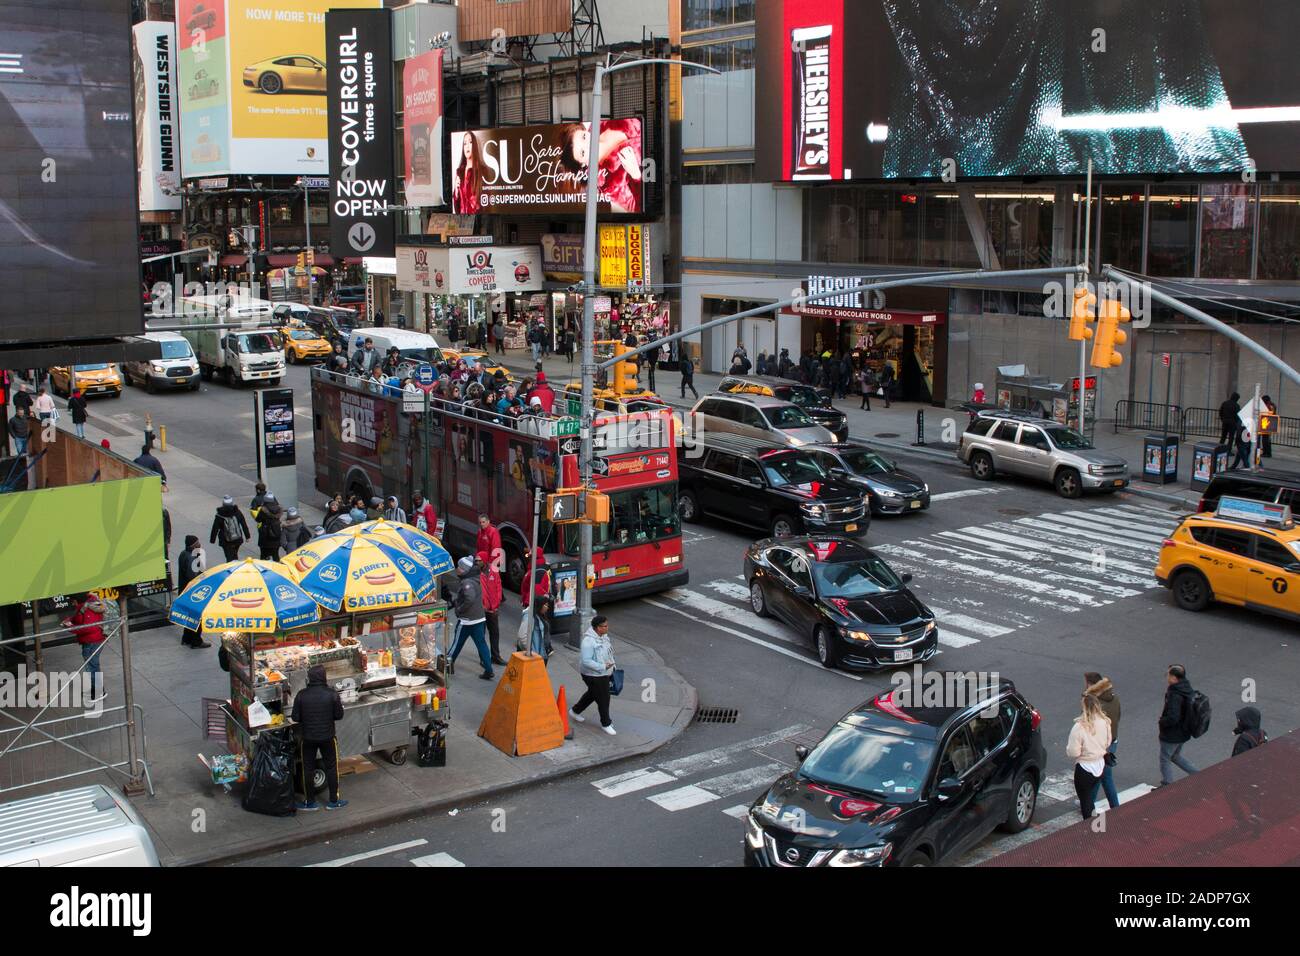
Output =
[
  {"x1": 879, "y1": 490, "x2": 900, "y2": 500},
  {"x1": 925, "y1": 621, "x2": 937, "y2": 636},
  {"x1": 828, "y1": 844, "x2": 892, "y2": 867},
  {"x1": 1088, "y1": 464, "x2": 1103, "y2": 475},
  {"x1": 922, "y1": 483, "x2": 929, "y2": 494},
  {"x1": 745, "y1": 811, "x2": 765, "y2": 849},
  {"x1": 801, "y1": 502, "x2": 825, "y2": 517},
  {"x1": 844, "y1": 629, "x2": 873, "y2": 643},
  {"x1": 787, "y1": 436, "x2": 805, "y2": 446},
  {"x1": 150, "y1": 363, "x2": 165, "y2": 373}
]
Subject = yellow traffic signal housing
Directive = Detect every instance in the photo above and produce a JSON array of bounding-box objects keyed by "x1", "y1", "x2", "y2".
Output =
[
  {"x1": 612, "y1": 343, "x2": 639, "y2": 395},
  {"x1": 547, "y1": 492, "x2": 579, "y2": 523},
  {"x1": 1090, "y1": 297, "x2": 1131, "y2": 369},
  {"x1": 306, "y1": 249, "x2": 316, "y2": 267},
  {"x1": 1259, "y1": 412, "x2": 1279, "y2": 436},
  {"x1": 1069, "y1": 286, "x2": 1096, "y2": 342},
  {"x1": 582, "y1": 491, "x2": 610, "y2": 524},
  {"x1": 296, "y1": 252, "x2": 307, "y2": 271}
]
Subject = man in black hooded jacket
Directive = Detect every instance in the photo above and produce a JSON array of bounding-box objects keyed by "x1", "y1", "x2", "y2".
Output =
[
  {"x1": 1231, "y1": 707, "x2": 1267, "y2": 757},
  {"x1": 292, "y1": 664, "x2": 346, "y2": 810},
  {"x1": 1157, "y1": 665, "x2": 1198, "y2": 785}
]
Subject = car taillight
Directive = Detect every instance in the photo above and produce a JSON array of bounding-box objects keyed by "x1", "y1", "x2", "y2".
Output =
[
  {"x1": 1161, "y1": 538, "x2": 1176, "y2": 548},
  {"x1": 1197, "y1": 497, "x2": 1207, "y2": 513},
  {"x1": 1030, "y1": 708, "x2": 1042, "y2": 731}
]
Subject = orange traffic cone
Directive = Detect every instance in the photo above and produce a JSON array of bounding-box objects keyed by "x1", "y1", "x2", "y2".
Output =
[{"x1": 556, "y1": 685, "x2": 574, "y2": 740}]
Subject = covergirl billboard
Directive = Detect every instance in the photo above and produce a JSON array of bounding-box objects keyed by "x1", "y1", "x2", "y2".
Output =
[{"x1": 449, "y1": 119, "x2": 643, "y2": 215}]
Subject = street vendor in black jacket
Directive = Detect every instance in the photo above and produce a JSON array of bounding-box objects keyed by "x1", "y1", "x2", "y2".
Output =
[{"x1": 292, "y1": 664, "x2": 347, "y2": 811}]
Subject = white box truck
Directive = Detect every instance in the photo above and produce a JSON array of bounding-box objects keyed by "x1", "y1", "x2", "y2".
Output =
[{"x1": 178, "y1": 295, "x2": 285, "y2": 387}]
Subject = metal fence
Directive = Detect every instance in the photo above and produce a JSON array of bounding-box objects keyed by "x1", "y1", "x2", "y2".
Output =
[
  {"x1": 1182, "y1": 407, "x2": 1300, "y2": 448},
  {"x1": 1113, "y1": 400, "x2": 1182, "y2": 435},
  {"x1": 0, "y1": 705, "x2": 153, "y2": 797}
]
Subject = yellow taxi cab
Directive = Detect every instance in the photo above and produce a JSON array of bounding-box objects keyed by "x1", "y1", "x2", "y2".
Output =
[
  {"x1": 50, "y1": 364, "x2": 123, "y2": 398},
  {"x1": 443, "y1": 347, "x2": 514, "y2": 384},
  {"x1": 1155, "y1": 495, "x2": 1300, "y2": 621},
  {"x1": 282, "y1": 325, "x2": 332, "y2": 364},
  {"x1": 558, "y1": 382, "x2": 684, "y2": 430}
]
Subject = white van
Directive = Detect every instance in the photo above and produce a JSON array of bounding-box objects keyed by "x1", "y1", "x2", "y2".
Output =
[
  {"x1": 0, "y1": 785, "x2": 160, "y2": 867},
  {"x1": 347, "y1": 327, "x2": 443, "y2": 369},
  {"x1": 123, "y1": 331, "x2": 201, "y2": 392}
]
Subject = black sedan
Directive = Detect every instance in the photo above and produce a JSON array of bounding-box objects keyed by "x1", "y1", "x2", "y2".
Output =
[
  {"x1": 744, "y1": 679, "x2": 1046, "y2": 867},
  {"x1": 805, "y1": 444, "x2": 930, "y2": 515},
  {"x1": 744, "y1": 536, "x2": 938, "y2": 669}
]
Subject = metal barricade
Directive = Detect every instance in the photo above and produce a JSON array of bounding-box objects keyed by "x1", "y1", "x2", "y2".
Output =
[
  {"x1": 1113, "y1": 400, "x2": 1182, "y2": 435},
  {"x1": 1182, "y1": 406, "x2": 1300, "y2": 448},
  {"x1": 0, "y1": 705, "x2": 153, "y2": 797}
]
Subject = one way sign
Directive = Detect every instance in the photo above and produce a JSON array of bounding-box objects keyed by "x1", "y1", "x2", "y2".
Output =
[{"x1": 558, "y1": 436, "x2": 580, "y2": 456}]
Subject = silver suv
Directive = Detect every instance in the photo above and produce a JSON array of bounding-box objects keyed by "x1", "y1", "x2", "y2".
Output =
[
  {"x1": 689, "y1": 393, "x2": 836, "y2": 447},
  {"x1": 958, "y1": 411, "x2": 1129, "y2": 498}
]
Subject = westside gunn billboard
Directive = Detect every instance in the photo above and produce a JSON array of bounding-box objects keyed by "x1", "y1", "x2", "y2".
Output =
[
  {"x1": 755, "y1": 0, "x2": 1300, "y2": 180},
  {"x1": 327, "y1": 7, "x2": 394, "y2": 257}
]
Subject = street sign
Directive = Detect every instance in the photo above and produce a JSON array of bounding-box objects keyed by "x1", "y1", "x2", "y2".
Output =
[
  {"x1": 591, "y1": 457, "x2": 610, "y2": 476},
  {"x1": 567, "y1": 398, "x2": 582, "y2": 417},
  {"x1": 417, "y1": 363, "x2": 435, "y2": 386},
  {"x1": 1162, "y1": 352, "x2": 1171, "y2": 368},
  {"x1": 558, "y1": 436, "x2": 580, "y2": 456},
  {"x1": 555, "y1": 417, "x2": 580, "y2": 436}
]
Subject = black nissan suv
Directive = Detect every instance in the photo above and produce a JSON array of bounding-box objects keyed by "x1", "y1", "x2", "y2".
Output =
[
  {"x1": 678, "y1": 436, "x2": 870, "y2": 539},
  {"x1": 745, "y1": 677, "x2": 1046, "y2": 867}
]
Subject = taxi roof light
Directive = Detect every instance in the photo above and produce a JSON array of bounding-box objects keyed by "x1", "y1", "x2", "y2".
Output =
[{"x1": 1214, "y1": 495, "x2": 1294, "y2": 530}]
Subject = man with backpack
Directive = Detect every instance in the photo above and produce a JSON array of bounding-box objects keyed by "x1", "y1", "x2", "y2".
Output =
[
  {"x1": 210, "y1": 495, "x2": 251, "y2": 562},
  {"x1": 1157, "y1": 664, "x2": 1203, "y2": 785}
]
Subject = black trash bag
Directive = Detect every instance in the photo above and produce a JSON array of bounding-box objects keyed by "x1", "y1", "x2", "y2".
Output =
[
  {"x1": 241, "y1": 729, "x2": 298, "y2": 816},
  {"x1": 413, "y1": 722, "x2": 447, "y2": 767}
]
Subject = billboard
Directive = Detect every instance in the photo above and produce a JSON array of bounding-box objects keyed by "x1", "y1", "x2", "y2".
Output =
[
  {"x1": 754, "y1": 0, "x2": 1300, "y2": 180},
  {"x1": 457, "y1": 0, "x2": 572, "y2": 43},
  {"x1": 0, "y1": 0, "x2": 143, "y2": 345},
  {"x1": 402, "y1": 50, "x2": 444, "y2": 208},
  {"x1": 175, "y1": 0, "x2": 382, "y2": 178},
  {"x1": 327, "y1": 7, "x2": 395, "y2": 258},
  {"x1": 541, "y1": 233, "x2": 585, "y2": 282},
  {"x1": 450, "y1": 119, "x2": 644, "y2": 215},
  {"x1": 449, "y1": 245, "x2": 543, "y2": 295},
  {"x1": 133, "y1": 21, "x2": 182, "y2": 212},
  {"x1": 598, "y1": 224, "x2": 651, "y2": 289},
  {"x1": 396, "y1": 245, "x2": 450, "y2": 294}
]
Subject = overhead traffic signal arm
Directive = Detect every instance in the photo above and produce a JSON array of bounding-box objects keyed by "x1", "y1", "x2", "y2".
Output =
[{"x1": 1090, "y1": 297, "x2": 1131, "y2": 369}]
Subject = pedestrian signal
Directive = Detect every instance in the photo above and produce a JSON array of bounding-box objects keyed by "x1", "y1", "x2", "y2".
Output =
[{"x1": 548, "y1": 492, "x2": 578, "y2": 523}]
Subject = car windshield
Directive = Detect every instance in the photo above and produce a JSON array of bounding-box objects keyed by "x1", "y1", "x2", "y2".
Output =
[
  {"x1": 840, "y1": 450, "x2": 895, "y2": 476},
  {"x1": 74, "y1": 364, "x2": 109, "y2": 371},
  {"x1": 813, "y1": 556, "x2": 905, "y2": 596},
  {"x1": 776, "y1": 386, "x2": 821, "y2": 408},
  {"x1": 288, "y1": 330, "x2": 316, "y2": 340},
  {"x1": 798, "y1": 723, "x2": 935, "y2": 802},
  {"x1": 158, "y1": 340, "x2": 191, "y2": 359},
  {"x1": 238, "y1": 333, "x2": 278, "y2": 353},
  {"x1": 400, "y1": 347, "x2": 442, "y2": 363},
  {"x1": 765, "y1": 405, "x2": 816, "y2": 429},
  {"x1": 563, "y1": 484, "x2": 680, "y2": 552},
  {"x1": 761, "y1": 453, "x2": 826, "y2": 487},
  {"x1": 1044, "y1": 427, "x2": 1094, "y2": 450}
]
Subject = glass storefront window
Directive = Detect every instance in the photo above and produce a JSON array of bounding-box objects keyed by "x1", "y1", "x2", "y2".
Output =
[
  {"x1": 1199, "y1": 183, "x2": 1255, "y2": 279},
  {"x1": 893, "y1": 190, "x2": 920, "y2": 265},
  {"x1": 921, "y1": 191, "x2": 980, "y2": 268},
  {"x1": 804, "y1": 187, "x2": 859, "y2": 263},
  {"x1": 1257, "y1": 184, "x2": 1300, "y2": 280},
  {"x1": 683, "y1": 0, "x2": 735, "y2": 31},
  {"x1": 1097, "y1": 186, "x2": 1145, "y2": 273},
  {"x1": 1146, "y1": 186, "x2": 1198, "y2": 277}
]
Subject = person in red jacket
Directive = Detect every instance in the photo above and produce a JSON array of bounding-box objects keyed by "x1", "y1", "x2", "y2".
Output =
[
  {"x1": 410, "y1": 490, "x2": 438, "y2": 535},
  {"x1": 520, "y1": 546, "x2": 551, "y2": 608},
  {"x1": 63, "y1": 593, "x2": 108, "y2": 701},
  {"x1": 527, "y1": 372, "x2": 556, "y2": 415},
  {"x1": 476, "y1": 513, "x2": 502, "y2": 564},
  {"x1": 477, "y1": 550, "x2": 506, "y2": 666}
]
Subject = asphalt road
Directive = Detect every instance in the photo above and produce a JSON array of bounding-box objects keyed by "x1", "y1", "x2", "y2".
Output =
[{"x1": 89, "y1": 366, "x2": 1297, "y2": 867}]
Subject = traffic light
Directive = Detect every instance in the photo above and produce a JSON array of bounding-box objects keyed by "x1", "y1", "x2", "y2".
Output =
[
  {"x1": 1068, "y1": 285, "x2": 1096, "y2": 342},
  {"x1": 613, "y1": 343, "x2": 639, "y2": 395},
  {"x1": 547, "y1": 491, "x2": 579, "y2": 523},
  {"x1": 1090, "y1": 296, "x2": 1131, "y2": 369},
  {"x1": 581, "y1": 491, "x2": 610, "y2": 524},
  {"x1": 295, "y1": 252, "x2": 307, "y2": 272},
  {"x1": 306, "y1": 249, "x2": 315, "y2": 268}
]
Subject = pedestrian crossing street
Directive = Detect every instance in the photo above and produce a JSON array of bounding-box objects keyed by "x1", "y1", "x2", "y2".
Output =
[{"x1": 651, "y1": 501, "x2": 1182, "y2": 659}]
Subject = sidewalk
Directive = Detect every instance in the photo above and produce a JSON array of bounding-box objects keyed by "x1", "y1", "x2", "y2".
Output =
[
  {"x1": 19, "y1": 413, "x2": 695, "y2": 867},
  {"x1": 490, "y1": 347, "x2": 1300, "y2": 509}
]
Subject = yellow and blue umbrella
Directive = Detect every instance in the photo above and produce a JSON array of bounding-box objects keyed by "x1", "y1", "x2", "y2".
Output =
[
  {"x1": 285, "y1": 534, "x2": 437, "y2": 613},
  {"x1": 345, "y1": 520, "x2": 454, "y2": 576},
  {"x1": 170, "y1": 559, "x2": 320, "y2": 633}
]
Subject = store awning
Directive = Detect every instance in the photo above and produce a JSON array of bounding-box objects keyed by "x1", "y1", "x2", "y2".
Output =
[
  {"x1": 266, "y1": 254, "x2": 297, "y2": 267},
  {"x1": 219, "y1": 254, "x2": 246, "y2": 267},
  {"x1": 784, "y1": 307, "x2": 946, "y2": 325}
]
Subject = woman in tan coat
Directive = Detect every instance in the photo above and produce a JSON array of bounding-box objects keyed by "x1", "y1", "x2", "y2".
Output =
[{"x1": 1066, "y1": 693, "x2": 1113, "y2": 820}]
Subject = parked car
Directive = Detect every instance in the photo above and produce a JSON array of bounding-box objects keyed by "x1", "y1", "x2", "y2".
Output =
[
  {"x1": 718, "y1": 375, "x2": 849, "y2": 441},
  {"x1": 958, "y1": 410, "x2": 1128, "y2": 498},
  {"x1": 123, "y1": 331, "x2": 201, "y2": 392},
  {"x1": 0, "y1": 784, "x2": 160, "y2": 867},
  {"x1": 745, "y1": 535, "x2": 938, "y2": 669},
  {"x1": 49, "y1": 364, "x2": 122, "y2": 398},
  {"x1": 299, "y1": 306, "x2": 357, "y2": 349},
  {"x1": 689, "y1": 392, "x2": 836, "y2": 448},
  {"x1": 242, "y1": 54, "x2": 327, "y2": 95},
  {"x1": 1196, "y1": 468, "x2": 1300, "y2": 514},
  {"x1": 804, "y1": 443, "x2": 930, "y2": 514},
  {"x1": 745, "y1": 678, "x2": 1045, "y2": 867},
  {"x1": 678, "y1": 436, "x2": 869, "y2": 539}
]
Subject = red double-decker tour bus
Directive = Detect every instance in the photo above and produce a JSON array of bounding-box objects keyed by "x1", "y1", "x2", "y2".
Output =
[{"x1": 309, "y1": 366, "x2": 688, "y2": 603}]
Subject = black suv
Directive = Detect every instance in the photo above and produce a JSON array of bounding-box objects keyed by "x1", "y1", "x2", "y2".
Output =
[
  {"x1": 679, "y1": 436, "x2": 870, "y2": 539},
  {"x1": 745, "y1": 677, "x2": 1046, "y2": 867},
  {"x1": 718, "y1": 375, "x2": 849, "y2": 441},
  {"x1": 1197, "y1": 468, "x2": 1300, "y2": 514}
]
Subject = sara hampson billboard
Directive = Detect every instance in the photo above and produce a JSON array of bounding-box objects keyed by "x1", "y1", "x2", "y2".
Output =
[
  {"x1": 450, "y1": 120, "x2": 644, "y2": 215},
  {"x1": 754, "y1": 0, "x2": 1300, "y2": 181},
  {"x1": 175, "y1": 0, "x2": 382, "y2": 177}
]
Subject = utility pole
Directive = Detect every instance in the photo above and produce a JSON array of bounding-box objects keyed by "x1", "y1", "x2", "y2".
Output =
[
  {"x1": 576, "y1": 56, "x2": 717, "y2": 639},
  {"x1": 1080, "y1": 159, "x2": 1092, "y2": 436},
  {"x1": 304, "y1": 183, "x2": 314, "y2": 305}
]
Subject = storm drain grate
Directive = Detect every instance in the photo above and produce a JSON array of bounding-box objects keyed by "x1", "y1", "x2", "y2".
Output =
[
  {"x1": 694, "y1": 707, "x2": 739, "y2": 724},
  {"x1": 874, "y1": 432, "x2": 901, "y2": 439}
]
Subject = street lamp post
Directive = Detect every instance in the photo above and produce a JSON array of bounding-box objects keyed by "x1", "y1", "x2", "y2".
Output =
[
  {"x1": 576, "y1": 56, "x2": 718, "y2": 639},
  {"x1": 304, "y1": 183, "x2": 314, "y2": 305}
]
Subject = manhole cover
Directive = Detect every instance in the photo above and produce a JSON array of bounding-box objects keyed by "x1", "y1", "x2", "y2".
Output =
[
  {"x1": 998, "y1": 507, "x2": 1031, "y2": 517},
  {"x1": 694, "y1": 707, "x2": 739, "y2": 724},
  {"x1": 874, "y1": 432, "x2": 901, "y2": 439}
]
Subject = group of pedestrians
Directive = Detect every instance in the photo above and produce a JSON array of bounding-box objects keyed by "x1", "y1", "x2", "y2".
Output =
[
  {"x1": 1218, "y1": 391, "x2": 1279, "y2": 469},
  {"x1": 1066, "y1": 666, "x2": 1268, "y2": 820}
]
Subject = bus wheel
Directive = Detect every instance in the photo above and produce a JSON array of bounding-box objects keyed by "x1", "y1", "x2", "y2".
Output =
[{"x1": 503, "y1": 543, "x2": 526, "y2": 595}]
